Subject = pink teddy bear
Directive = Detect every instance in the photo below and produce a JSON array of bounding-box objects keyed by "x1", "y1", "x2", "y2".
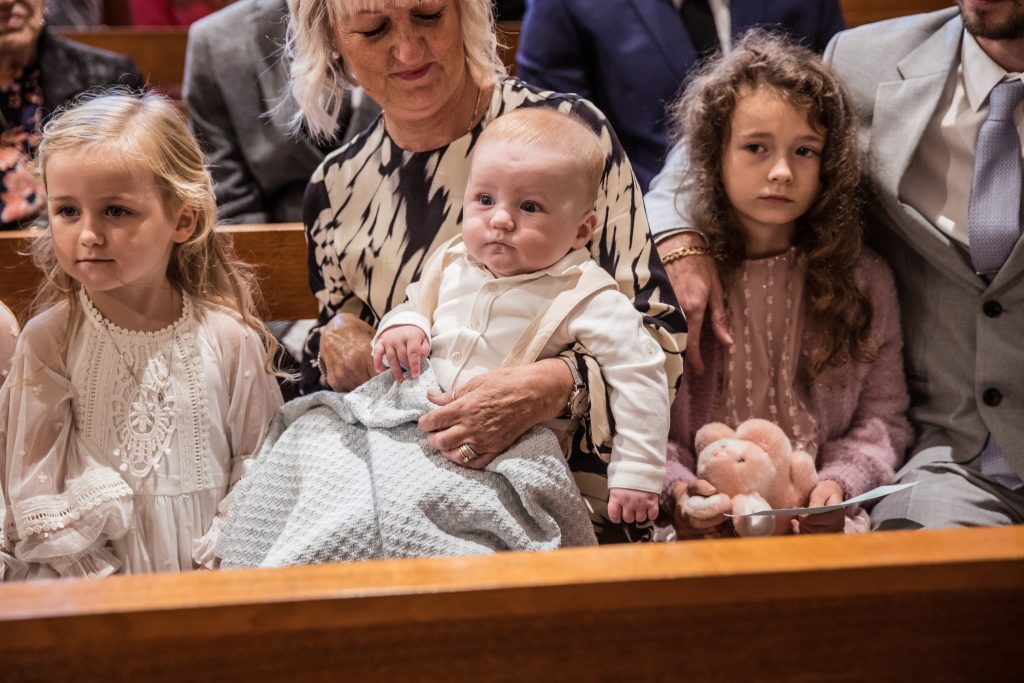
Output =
[{"x1": 684, "y1": 419, "x2": 818, "y2": 536}]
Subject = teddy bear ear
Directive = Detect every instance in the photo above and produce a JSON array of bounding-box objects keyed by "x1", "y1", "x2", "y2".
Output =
[
  {"x1": 694, "y1": 422, "x2": 735, "y2": 453},
  {"x1": 735, "y1": 418, "x2": 792, "y2": 457}
]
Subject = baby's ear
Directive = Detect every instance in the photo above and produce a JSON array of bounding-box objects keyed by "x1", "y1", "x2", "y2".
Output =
[
  {"x1": 172, "y1": 205, "x2": 199, "y2": 244},
  {"x1": 572, "y1": 209, "x2": 597, "y2": 249}
]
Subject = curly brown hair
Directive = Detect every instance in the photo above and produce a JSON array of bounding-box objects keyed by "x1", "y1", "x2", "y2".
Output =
[{"x1": 669, "y1": 28, "x2": 874, "y2": 375}]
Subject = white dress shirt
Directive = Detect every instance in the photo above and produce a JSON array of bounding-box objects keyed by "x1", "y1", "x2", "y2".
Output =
[
  {"x1": 902, "y1": 31, "x2": 1024, "y2": 246},
  {"x1": 673, "y1": 0, "x2": 732, "y2": 50}
]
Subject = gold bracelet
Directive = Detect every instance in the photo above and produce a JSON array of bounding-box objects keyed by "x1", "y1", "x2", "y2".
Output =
[{"x1": 661, "y1": 245, "x2": 710, "y2": 265}]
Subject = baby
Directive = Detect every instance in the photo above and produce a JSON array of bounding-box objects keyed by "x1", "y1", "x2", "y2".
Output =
[{"x1": 373, "y1": 107, "x2": 670, "y2": 527}]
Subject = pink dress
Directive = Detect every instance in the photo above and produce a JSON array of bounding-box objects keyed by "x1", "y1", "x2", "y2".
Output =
[{"x1": 665, "y1": 248, "x2": 912, "y2": 506}]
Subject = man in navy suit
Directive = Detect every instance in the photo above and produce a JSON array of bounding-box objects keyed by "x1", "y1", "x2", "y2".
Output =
[{"x1": 516, "y1": 0, "x2": 845, "y2": 191}]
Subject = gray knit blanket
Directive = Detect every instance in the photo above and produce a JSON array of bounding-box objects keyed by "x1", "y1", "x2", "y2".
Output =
[{"x1": 217, "y1": 368, "x2": 596, "y2": 568}]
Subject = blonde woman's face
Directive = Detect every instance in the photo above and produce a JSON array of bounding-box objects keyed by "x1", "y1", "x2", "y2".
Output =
[
  {"x1": 333, "y1": 0, "x2": 467, "y2": 126},
  {"x1": 0, "y1": 0, "x2": 45, "y2": 58}
]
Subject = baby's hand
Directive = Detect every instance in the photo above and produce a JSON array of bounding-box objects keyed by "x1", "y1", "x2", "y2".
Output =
[
  {"x1": 372, "y1": 325, "x2": 430, "y2": 382},
  {"x1": 608, "y1": 488, "x2": 659, "y2": 524}
]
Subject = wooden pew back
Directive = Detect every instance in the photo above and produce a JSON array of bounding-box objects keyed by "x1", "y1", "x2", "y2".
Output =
[
  {"x1": 57, "y1": 26, "x2": 190, "y2": 96},
  {"x1": 0, "y1": 224, "x2": 315, "y2": 324},
  {"x1": 0, "y1": 527, "x2": 1021, "y2": 680}
]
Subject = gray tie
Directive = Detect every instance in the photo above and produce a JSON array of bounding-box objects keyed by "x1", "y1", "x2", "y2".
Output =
[{"x1": 968, "y1": 80, "x2": 1024, "y2": 276}]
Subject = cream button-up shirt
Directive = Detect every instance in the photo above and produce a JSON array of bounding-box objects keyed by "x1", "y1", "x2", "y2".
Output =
[{"x1": 376, "y1": 243, "x2": 669, "y2": 494}]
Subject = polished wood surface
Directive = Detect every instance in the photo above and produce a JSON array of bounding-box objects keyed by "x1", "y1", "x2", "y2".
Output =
[
  {"x1": 57, "y1": 27, "x2": 190, "y2": 95},
  {"x1": 841, "y1": 0, "x2": 954, "y2": 27},
  {"x1": 1, "y1": 526, "x2": 1021, "y2": 680},
  {"x1": 0, "y1": 223, "x2": 314, "y2": 324}
]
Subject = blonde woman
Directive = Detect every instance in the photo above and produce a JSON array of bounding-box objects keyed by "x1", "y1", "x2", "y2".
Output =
[{"x1": 291, "y1": 0, "x2": 684, "y2": 541}]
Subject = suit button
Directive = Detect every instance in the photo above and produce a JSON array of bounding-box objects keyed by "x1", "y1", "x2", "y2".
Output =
[
  {"x1": 983, "y1": 300, "x2": 1003, "y2": 317},
  {"x1": 983, "y1": 388, "x2": 1002, "y2": 407}
]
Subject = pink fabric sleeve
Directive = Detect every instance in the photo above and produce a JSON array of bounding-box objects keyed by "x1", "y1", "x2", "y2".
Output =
[{"x1": 815, "y1": 252, "x2": 913, "y2": 498}]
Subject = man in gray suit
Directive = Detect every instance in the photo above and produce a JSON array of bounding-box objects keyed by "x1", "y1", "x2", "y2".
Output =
[
  {"x1": 823, "y1": 1, "x2": 1024, "y2": 527},
  {"x1": 646, "y1": 1, "x2": 1024, "y2": 528},
  {"x1": 183, "y1": 0, "x2": 379, "y2": 224}
]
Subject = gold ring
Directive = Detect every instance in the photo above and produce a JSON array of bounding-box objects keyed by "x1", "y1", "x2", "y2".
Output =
[{"x1": 458, "y1": 444, "x2": 480, "y2": 463}]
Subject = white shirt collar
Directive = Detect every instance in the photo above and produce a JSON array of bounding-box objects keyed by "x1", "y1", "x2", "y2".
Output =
[
  {"x1": 962, "y1": 30, "x2": 1024, "y2": 113},
  {"x1": 672, "y1": 0, "x2": 730, "y2": 13}
]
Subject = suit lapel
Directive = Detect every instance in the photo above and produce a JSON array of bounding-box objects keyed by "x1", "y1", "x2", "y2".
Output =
[
  {"x1": 871, "y1": 15, "x2": 982, "y2": 289},
  {"x1": 627, "y1": 0, "x2": 694, "y2": 81}
]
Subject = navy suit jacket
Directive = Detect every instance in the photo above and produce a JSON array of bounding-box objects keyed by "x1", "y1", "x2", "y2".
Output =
[{"x1": 516, "y1": 0, "x2": 845, "y2": 191}]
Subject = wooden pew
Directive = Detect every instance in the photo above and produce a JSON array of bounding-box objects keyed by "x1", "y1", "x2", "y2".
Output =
[
  {"x1": 0, "y1": 526, "x2": 1021, "y2": 680},
  {"x1": 57, "y1": 26, "x2": 190, "y2": 96},
  {"x1": 841, "y1": 0, "x2": 954, "y2": 27},
  {"x1": 0, "y1": 224, "x2": 315, "y2": 324}
]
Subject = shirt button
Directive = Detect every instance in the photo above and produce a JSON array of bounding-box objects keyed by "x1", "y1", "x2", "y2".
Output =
[
  {"x1": 485, "y1": 283, "x2": 498, "y2": 293},
  {"x1": 983, "y1": 388, "x2": 1002, "y2": 407},
  {"x1": 983, "y1": 300, "x2": 1003, "y2": 318},
  {"x1": 470, "y1": 320, "x2": 482, "y2": 331},
  {"x1": 451, "y1": 351, "x2": 463, "y2": 363}
]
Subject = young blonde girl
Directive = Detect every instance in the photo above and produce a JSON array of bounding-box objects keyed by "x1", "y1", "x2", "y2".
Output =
[
  {"x1": 664, "y1": 31, "x2": 912, "y2": 538},
  {"x1": 0, "y1": 91, "x2": 283, "y2": 579}
]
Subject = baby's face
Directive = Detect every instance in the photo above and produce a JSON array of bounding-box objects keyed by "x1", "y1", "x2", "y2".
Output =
[{"x1": 461, "y1": 137, "x2": 594, "y2": 277}]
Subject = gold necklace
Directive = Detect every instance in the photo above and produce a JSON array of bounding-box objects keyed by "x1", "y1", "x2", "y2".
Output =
[{"x1": 465, "y1": 83, "x2": 483, "y2": 135}]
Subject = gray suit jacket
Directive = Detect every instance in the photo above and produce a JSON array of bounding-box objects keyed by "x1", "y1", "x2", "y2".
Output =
[
  {"x1": 183, "y1": 0, "x2": 379, "y2": 224},
  {"x1": 825, "y1": 8, "x2": 1024, "y2": 478}
]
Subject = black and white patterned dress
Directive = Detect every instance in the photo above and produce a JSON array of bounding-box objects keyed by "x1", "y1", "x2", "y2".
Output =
[{"x1": 301, "y1": 77, "x2": 685, "y2": 510}]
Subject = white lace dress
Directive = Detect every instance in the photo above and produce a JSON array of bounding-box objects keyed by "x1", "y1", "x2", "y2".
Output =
[{"x1": 0, "y1": 291, "x2": 282, "y2": 579}]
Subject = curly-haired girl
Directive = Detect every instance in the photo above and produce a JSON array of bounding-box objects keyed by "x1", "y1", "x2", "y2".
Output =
[{"x1": 661, "y1": 30, "x2": 912, "y2": 537}]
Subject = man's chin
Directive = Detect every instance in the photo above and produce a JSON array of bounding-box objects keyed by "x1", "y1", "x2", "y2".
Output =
[{"x1": 961, "y1": 0, "x2": 1024, "y2": 41}]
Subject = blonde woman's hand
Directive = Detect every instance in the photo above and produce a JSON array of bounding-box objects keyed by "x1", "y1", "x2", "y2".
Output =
[
  {"x1": 657, "y1": 234, "x2": 732, "y2": 374},
  {"x1": 319, "y1": 313, "x2": 376, "y2": 392},
  {"x1": 419, "y1": 358, "x2": 571, "y2": 468}
]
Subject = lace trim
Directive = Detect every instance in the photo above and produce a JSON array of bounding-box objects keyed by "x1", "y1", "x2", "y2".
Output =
[
  {"x1": 179, "y1": 328, "x2": 213, "y2": 489},
  {"x1": 11, "y1": 467, "x2": 133, "y2": 539},
  {"x1": 79, "y1": 288, "x2": 192, "y2": 340}
]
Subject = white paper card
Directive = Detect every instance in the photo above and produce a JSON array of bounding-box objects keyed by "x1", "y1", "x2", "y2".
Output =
[{"x1": 726, "y1": 481, "x2": 918, "y2": 518}]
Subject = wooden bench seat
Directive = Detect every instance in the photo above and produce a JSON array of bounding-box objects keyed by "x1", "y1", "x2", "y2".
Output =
[
  {"x1": 0, "y1": 223, "x2": 315, "y2": 324},
  {"x1": 0, "y1": 526, "x2": 1021, "y2": 679}
]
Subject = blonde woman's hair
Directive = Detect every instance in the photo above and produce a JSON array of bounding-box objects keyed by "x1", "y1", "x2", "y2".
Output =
[
  {"x1": 286, "y1": 0, "x2": 506, "y2": 140},
  {"x1": 32, "y1": 89, "x2": 281, "y2": 372},
  {"x1": 476, "y1": 108, "x2": 605, "y2": 207}
]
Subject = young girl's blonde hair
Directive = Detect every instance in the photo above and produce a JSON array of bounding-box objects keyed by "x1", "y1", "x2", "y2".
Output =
[
  {"x1": 31, "y1": 89, "x2": 280, "y2": 370},
  {"x1": 671, "y1": 29, "x2": 874, "y2": 376}
]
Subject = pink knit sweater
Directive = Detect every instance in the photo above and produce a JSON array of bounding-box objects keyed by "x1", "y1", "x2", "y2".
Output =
[{"x1": 664, "y1": 249, "x2": 913, "y2": 507}]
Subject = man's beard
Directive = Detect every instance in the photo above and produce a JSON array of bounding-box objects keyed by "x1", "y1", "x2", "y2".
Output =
[{"x1": 960, "y1": 0, "x2": 1024, "y2": 41}]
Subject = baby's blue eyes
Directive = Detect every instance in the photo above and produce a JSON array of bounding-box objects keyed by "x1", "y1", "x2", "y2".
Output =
[
  {"x1": 478, "y1": 194, "x2": 494, "y2": 206},
  {"x1": 520, "y1": 201, "x2": 540, "y2": 213}
]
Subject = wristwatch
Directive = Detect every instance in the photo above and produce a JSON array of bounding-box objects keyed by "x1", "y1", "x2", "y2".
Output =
[{"x1": 559, "y1": 356, "x2": 589, "y2": 419}]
